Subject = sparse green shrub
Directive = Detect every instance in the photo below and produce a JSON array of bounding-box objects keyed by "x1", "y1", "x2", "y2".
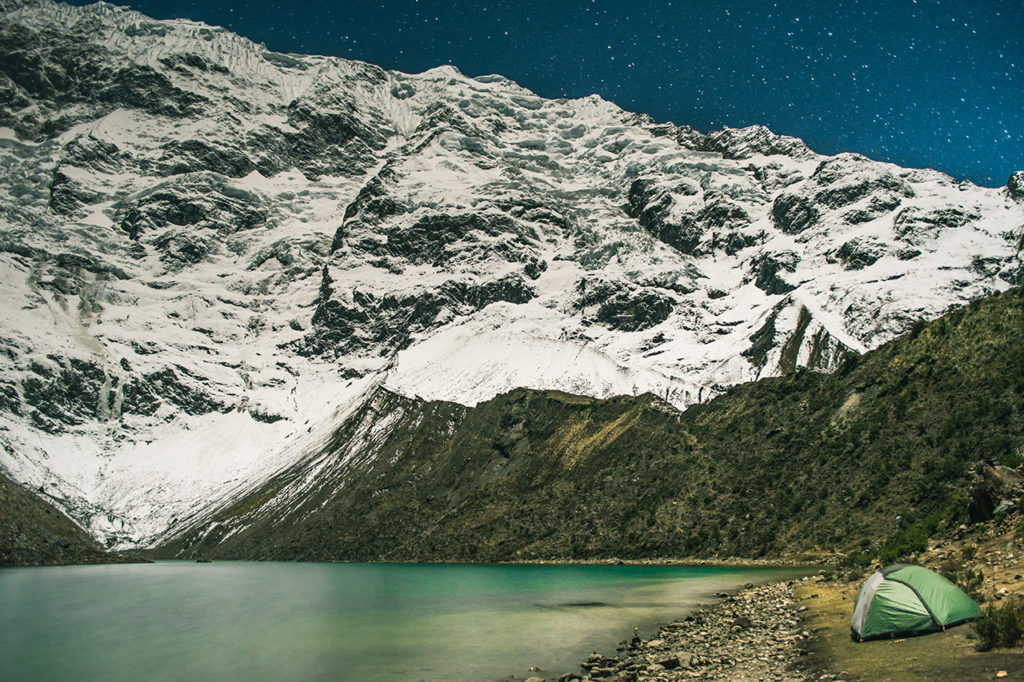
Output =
[
  {"x1": 938, "y1": 553, "x2": 985, "y2": 602},
  {"x1": 1003, "y1": 446, "x2": 1024, "y2": 469},
  {"x1": 974, "y1": 598, "x2": 1024, "y2": 651},
  {"x1": 840, "y1": 551, "x2": 873, "y2": 570},
  {"x1": 879, "y1": 523, "x2": 930, "y2": 564}
]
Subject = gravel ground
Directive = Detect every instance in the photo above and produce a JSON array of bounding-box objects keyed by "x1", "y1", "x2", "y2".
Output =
[{"x1": 543, "y1": 579, "x2": 815, "y2": 682}]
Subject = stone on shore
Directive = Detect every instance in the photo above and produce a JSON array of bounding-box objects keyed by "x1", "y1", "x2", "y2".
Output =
[{"x1": 573, "y1": 581, "x2": 807, "y2": 680}]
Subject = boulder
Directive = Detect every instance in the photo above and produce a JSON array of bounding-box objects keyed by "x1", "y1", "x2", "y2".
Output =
[
  {"x1": 968, "y1": 463, "x2": 1024, "y2": 522},
  {"x1": 655, "y1": 655, "x2": 680, "y2": 669}
]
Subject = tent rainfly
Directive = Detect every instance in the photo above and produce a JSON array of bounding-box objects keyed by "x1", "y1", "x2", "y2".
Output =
[{"x1": 851, "y1": 564, "x2": 983, "y2": 641}]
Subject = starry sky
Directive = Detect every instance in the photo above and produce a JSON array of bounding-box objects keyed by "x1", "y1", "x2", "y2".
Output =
[{"x1": 69, "y1": 0, "x2": 1023, "y2": 187}]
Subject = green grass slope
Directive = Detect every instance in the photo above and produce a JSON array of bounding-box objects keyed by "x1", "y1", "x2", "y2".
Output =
[{"x1": 158, "y1": 287, "x2": 1024, "y2": 562}]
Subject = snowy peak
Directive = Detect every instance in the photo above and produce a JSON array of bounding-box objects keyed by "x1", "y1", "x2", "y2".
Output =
[{"x1": 0, "y1": 0, "x2": 1022, "y2": 549}]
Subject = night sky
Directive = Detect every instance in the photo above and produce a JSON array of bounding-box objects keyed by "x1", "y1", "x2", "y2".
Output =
[{"x1": 66, "y1": 0, "x2": 1023, "y2": 187}]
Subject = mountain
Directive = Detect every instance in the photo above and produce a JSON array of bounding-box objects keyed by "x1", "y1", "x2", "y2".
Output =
[
  {"x1": 0, "y1": 467, "x2": 124, "y2": 565},
  {"x1": 157, "y1": 287, "x2": 1024, "y2": 561},
  {"x1": 0, "y1": 0, "x2": 1022, "y2": 552}
]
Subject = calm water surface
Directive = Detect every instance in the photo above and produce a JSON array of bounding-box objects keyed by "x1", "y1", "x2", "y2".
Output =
[{"x1": 0, "y1": 561, "x2": 806, "y2": 681}]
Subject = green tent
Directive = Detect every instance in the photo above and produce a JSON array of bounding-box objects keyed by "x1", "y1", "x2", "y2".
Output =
[{"x1": 851, "y1": 564, "x2": 983, "y2": 641}]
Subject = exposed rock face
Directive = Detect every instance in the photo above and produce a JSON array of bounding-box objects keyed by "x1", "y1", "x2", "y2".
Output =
[
  {"x1": 771, "y1": 192, "x2": 819, "y2": 235},
  {"x1": 1007, "y1": 171, "x2": 1024, "y2": 202},
  {"x1": 747, "y1": 251, "x2": 800, "y2": 295},
  {"x1": 576, "y1": 278, "x2": 675, "y2": 332},
  {"x1": 828, "y1": 237, "x2": 888, "y2": 271},
  {"x1": 626, "y1": 177, "x2": 751, "y2": 257},
  {"x1": 694, "y1": 124, "x2": 814, "y2": 161},
  {"x1": 893, "y1": 206, "x2": 980, "y2": 245},
  {"x1": 1, "y1": 0, "x2": 1022, "y2": 550}
]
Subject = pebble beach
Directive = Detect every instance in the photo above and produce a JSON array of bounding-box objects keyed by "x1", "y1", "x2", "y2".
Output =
[{"x1": 537, "y1": 579, "x2": 813, "y2": 682}]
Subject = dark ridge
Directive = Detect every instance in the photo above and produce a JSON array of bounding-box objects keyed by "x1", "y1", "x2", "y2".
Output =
[{"x1": 0, "y1": 470, "x2": 138, "y2": 566}]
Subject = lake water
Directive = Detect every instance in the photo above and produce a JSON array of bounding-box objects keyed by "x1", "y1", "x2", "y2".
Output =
[{"x1": 0, "y1": 561, "x2": 805, "y2": 681}]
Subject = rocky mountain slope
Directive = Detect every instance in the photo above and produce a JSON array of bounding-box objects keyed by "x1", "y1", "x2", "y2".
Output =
[
  {"x1": 0, "y1": 467, "x2": 124, "y2": 565},
  {"x1": 1, "y1": 0, "x2": 1022, "y2": 551},
  {"x1": 157, "y1": 287, "x2": 1024, "y2": 561}
]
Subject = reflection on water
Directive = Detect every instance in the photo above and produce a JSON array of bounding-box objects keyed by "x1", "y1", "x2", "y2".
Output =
[{"x1": 0, "y1": 561, "x2": 805, "y2": 681}]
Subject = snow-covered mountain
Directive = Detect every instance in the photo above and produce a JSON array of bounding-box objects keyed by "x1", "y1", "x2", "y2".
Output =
[{"x1": 1, "y1": 0, "x2": 1021, "y2": 549}]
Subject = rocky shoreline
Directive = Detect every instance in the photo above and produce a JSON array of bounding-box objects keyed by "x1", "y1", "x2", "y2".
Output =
[{"x1": 535, "y1": 579, "x2": 815, "y2": 682}]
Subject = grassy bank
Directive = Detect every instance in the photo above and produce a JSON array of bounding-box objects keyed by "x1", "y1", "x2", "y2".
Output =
[
  {"x1": 797, "y1": 580, "x2": 1024, "y2": 680},
  {"x1": 797, "y1": 515, "x2": 1024, "y2": 680}
]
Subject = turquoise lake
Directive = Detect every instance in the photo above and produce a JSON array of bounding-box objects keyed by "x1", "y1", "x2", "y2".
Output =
[{"x1": 0, "y1": 562, "x2": 805, "y2": 681}]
